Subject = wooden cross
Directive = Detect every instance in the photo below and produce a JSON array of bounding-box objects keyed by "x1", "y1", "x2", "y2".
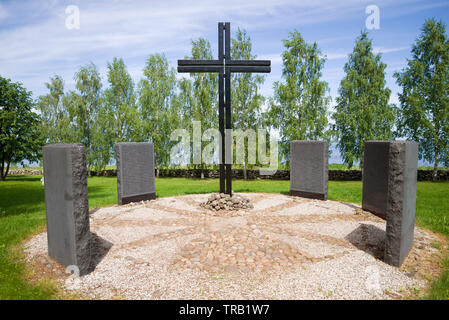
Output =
[{"x1": 178, "y1": 22, "x2": 271, "y2": 196}]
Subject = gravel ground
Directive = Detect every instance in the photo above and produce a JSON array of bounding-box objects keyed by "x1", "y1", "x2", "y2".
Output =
[{"x1": 23, "y1": 193, "x2": 446, "y2": 300}]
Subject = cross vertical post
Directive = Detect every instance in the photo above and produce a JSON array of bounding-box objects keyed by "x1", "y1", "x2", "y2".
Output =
[
  {"x1": 177, "y1": 22, "x2": 270, "y2": 197},
  {"x1": 218, "y1": 23, "x2": 225, "y2": 194},
  {"x1": 224, "y1": 22, "x2": 232, "y2": 195}
]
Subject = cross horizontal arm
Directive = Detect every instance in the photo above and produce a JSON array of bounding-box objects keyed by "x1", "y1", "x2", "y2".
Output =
[
  {"x1": 178, "y1": 59, "x2": 271, "y2": 67},
  {"x1": 226, "y1": 60, "x2": 270, "y2": 66},
  {"x1": 178, "y1": 66, "x2": 271, "y2": 73},
  {"x1": 177, "y1": 66, "x2": 222, "y2": 73},
  {"x1": 178, "y1": 59, "x2": 222, "y2": 66},
  {"x1": 227, "y1": 66, "x2": 271, "y2": 73}
]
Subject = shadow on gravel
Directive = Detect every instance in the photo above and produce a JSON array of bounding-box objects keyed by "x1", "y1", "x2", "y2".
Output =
[
  {"x1": 89, "y1": 233, "x2": 113, "y2": 273},
  {"x1": 338, "y1": 202, "x2": 360, "y2": 210},
  {"x1": 345, "y1": 223, "x2": 386, "y2": 261}
]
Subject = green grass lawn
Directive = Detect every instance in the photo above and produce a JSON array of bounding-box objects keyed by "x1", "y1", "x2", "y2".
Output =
[{"x1": 0, "y1": 175, "x2": 448, "y2": 299}]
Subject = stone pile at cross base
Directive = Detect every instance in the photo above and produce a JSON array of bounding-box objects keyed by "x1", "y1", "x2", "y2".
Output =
[{"x1": 200, "y1": 193, "x2": 253, "y2": 211}]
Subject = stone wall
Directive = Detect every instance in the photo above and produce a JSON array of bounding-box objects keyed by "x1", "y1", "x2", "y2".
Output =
[
  {"x1": 417, "y1": 170, "x2": 449, "y2": 181},
  {"x1": 8, "y1": 168, "x2": 449, "y2": 181},
  {"x1": 90, "y1": 168, "x2": 448, "y2": 181},
  {"x1": 8, "y1": 169, "x2": 43, "y2": 175}
]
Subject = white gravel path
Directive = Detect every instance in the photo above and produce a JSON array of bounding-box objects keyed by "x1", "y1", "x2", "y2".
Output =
[{"x1": 23, "y1": 193, "x2": 443, "y2": 300}]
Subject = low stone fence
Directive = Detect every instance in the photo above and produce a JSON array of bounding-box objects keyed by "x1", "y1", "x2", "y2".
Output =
[
  {"x1": 8, "y1": 168, "x2": 449, "y2": 181},
  {"x1": 8, "y1": 169, "x2": 43, "y2": 175},
  {"x1": 329, "y1": 170, "x2": 362, "y2": 181},
  {"x1": 90, "y1": 168, "x2": 448, "y2": 181},
  {"x1": 417, "y1": 170, "x2": 449, "y2": 181}
]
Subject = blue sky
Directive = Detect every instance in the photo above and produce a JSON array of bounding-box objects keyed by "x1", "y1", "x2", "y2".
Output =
[{"x1": 1, "y1": 0, "x2": 448, "y2": 164}]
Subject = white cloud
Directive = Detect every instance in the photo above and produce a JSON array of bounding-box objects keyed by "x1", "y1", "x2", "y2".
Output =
[
  {"x1": 324, "y1": 46, "x2": 410, "y2": 61},
  {"x1": 0, "y1": 0, "x2": 437, "y2": 97},
  {"x1": 389, "y1": 94, "x2": 400, "y2": 105},
  {"x1": 258, "y1": 53, "x2": 282, "y2": 64},
  {"x1": 324, "y1": 52, "x2": 348, "y2": 61},
  {"x1": 373, "y1": 46, "x2": 409, "y2": 55}
]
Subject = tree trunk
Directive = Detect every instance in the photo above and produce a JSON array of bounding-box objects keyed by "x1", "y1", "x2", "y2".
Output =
[
  {"x1": 359, "y1": 141, "x2": 364, "y2": 170},
  {"x1": 201, "y1": 169, "x2": 204, "y2": 179},
  {"x1": 433, "y1": 147, "x2": 439, "y2": 182},
  {"x1": 156, "y1": 166, "x2": 160, "y2": 178},
  {"x1": 5, "y1": 161, "x2": 10, "y2": 178},
  {"x1": 0, "y1": 158, "x2": 4, "y2": 180},
  {"x1": 243, "y1": 161, "x2": 247, "y2": 180},
  {"x1": 1, "y1": 161, "x2": 10, "y2": 181}
]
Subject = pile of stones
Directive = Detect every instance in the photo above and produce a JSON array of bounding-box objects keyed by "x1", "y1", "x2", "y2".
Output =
[{"x1": 200, "y1": 193, "x2": 253, "y2": 211}]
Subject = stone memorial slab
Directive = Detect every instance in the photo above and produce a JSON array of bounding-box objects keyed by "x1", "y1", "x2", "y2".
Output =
[
  {"x1": 43, "y1": 143, "x2": 91, "y2": 275},
  {"x1": 362, "y1": 141, "x2": 390, "y2": 219},
  {"x1": 362, "y1": 140, "x2": 418, "y2": 267},
  {"x1": 116, "y1": 142, "x2": 156, "y2": 205},
  {"x1": 290, "y1": 140, "x2": 328, "y2": 200}
]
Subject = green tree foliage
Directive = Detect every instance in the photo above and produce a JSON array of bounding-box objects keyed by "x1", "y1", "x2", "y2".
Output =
[
  {"x1": 67, "y1": 63, "x2": 105, "y2": 171},
  {"x1": 332, "y1": 31, "x2": 395, "y2": 168},
  {"x1": 269, "y1": 31, "x2": 330, "y2": 162},
  {"x1": 231, "y1": 28, "x2": 266, "y2": 177},
  {"x1": 394, "y1": 18, "x2": 449, "y2": 178},
  {"x1": 176, "y1": 77, "x2": 194, "y2": 129},
  {"x1": 98, "y1": 57, "x2": 140, "y2": 170},
  {"x1": 37, "y1": 75, "x2": 71, "y2": 143},
  {"x1": 231, "y1": 28, "x2": 265, "y2": 129},
  {"x1": 0, "y1": 76, "x2": 42, "y2": 180},
  {"x1": 104, "y1": 57, "x2": 139, "y2": 142},
  {"x1": 138, "y1": 53, "x2": 178, "y2": 172},
  {"x1": 187, "y1": 38, "x2": 218, "y2": 129},
  {"x1": 39, "y1": 61, "x2": 137, "y2": 171},
  {"x1": 177, "y1": 38, "x2": 218, "y2": 174}
]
